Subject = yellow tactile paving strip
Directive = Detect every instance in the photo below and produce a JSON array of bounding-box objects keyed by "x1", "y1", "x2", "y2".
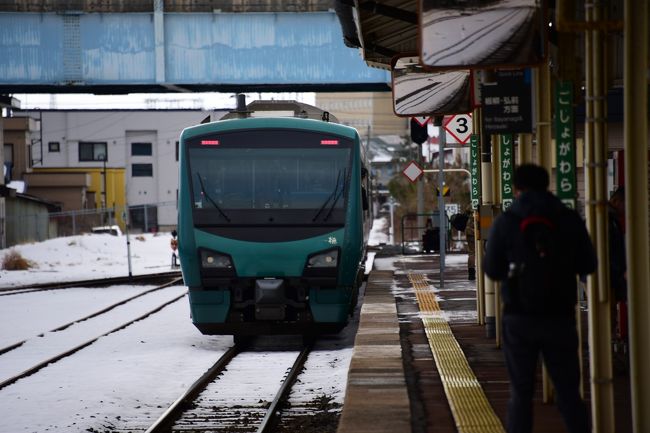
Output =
[{"x1": 408, "y1": 273, "x2": 505, "y2": 433}]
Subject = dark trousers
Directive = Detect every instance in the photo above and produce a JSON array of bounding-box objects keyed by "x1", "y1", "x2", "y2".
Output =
[{"x1": 502, "y1": 314, "x2": 589, "y2": 433}]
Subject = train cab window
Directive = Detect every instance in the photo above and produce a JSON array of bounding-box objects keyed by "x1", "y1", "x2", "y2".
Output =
[
  {"x1": 190, "y1": 148, "x2": 349, "y2": 211},
  {"x1": 187, "y1": 129, "x2": 352, "y2": 225}
]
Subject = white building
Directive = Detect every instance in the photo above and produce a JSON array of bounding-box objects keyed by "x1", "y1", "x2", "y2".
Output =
[{"x1": 12, "y1": 109, "x2": 226, "y2": 230}]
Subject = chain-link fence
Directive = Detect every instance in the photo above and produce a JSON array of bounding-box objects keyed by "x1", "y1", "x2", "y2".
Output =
[{"x1": 5, "y1": 201, "x2": 177, "y2": 247}]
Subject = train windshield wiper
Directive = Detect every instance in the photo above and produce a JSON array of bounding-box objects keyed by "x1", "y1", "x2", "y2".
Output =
[
  {"x1": 324, "y1": 169, "x2": 347, "y2": 221},
  {"x1": 196, "y1": 172, "x2": 230, "y2": 222},
  {"x1": 312, "y1": 169, "x2": 343, "y2": 222}
]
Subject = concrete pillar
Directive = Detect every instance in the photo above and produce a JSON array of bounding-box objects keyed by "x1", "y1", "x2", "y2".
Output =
[{"x1": 624, "y1": 0, "x2": 650, "y2": 430}]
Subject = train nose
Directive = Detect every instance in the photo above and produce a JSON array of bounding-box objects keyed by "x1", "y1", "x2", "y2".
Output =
[{"x1": 255, "y1": 279, "x2": 287, "y2": 320}]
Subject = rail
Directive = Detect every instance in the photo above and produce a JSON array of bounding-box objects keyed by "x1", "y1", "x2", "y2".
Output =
[
  {"x1": 0, "y1": 282, "x2": 187, "y2": 391},
  {"x1": 144, "y1": 343, "x2": 313, "y2": 433},
  {"x1": 0, "y1": 276, "x2": 183, "y2": 356}
]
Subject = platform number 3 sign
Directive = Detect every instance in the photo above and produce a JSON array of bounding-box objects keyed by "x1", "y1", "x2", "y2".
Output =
[{"x1": 444, "y1": 114, "x2": 473, "y2": 145}]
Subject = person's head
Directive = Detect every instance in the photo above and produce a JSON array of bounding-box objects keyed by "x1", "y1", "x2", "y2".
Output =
[
  {"x1": 609, "y1": 186, "x2": 625, "y2": 215},
  {"x1": 513, "y1": 164, "x2": 549, "y2": 195}
]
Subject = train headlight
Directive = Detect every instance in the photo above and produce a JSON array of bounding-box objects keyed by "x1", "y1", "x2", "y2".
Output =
[
  {"x1": 306, "y1": 248, "x2": 339, "y2": 268},
  {"x1": 200, "y1": 249, "x2": 233, "y2": 269}
]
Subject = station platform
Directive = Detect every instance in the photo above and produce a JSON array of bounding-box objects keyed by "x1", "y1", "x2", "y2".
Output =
[{"x1": 337, "y1": 248, "x2": 632, "y2": 433}]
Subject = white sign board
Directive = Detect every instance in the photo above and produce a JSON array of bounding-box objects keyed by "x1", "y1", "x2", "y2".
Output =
[
  {"x1": 445, "y1": 203, "x2": 460, "y2": 218},
  {"x1": 402, "y1": 160, "x2": 424, "y2": 183},
  {"x1": 444, "y1": 114, "x2": 473, "y2": 144}
]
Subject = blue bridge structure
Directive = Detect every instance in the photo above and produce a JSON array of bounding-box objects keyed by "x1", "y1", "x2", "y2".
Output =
[{"x1": 0, "y1": 9, "x2": 390, "y2": 94}]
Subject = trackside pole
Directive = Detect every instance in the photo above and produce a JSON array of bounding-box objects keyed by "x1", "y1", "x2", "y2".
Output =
[
  {"x1": 435, "y1": 117, "x2": 446, "y2": 288},
  {"x1": 482, "y1": 136, "x2": 496, "y2": 339},
  {"x1": 584, "y1": 2, "x2": 615, "y2": 428},
  {"x1": 389, "y1": 198, "x2": 395, "y2": 245},
  {"x1": 123, "y1": 207, "x2": 133, "y2": 279}
]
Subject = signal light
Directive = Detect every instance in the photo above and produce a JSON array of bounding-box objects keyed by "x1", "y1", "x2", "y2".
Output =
[
  {"x1": 320, "y1": 139, "x2": 339, "y2": 145},
  {"x1": 201, "y1": 139, "x2": 220, "y2": 145}
]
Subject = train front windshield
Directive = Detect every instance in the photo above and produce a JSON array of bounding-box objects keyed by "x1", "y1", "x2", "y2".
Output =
[{"x1": 187, "y1": 129, "x2": 353, "y2": 226}]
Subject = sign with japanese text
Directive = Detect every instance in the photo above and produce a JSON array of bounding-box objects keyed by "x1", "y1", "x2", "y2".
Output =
[
  {"x1": 500, "y1": 134, "x2": 514, "y2": 210},
  {"x1": 470, "y1": 134, "x2": 481, "y2": 209},
  {"x1": 555, "y1": 81, "x2": 576, "y2": 209},
  {"x1": 481, "y1": 69, "x2": 533, "y2": 134}
]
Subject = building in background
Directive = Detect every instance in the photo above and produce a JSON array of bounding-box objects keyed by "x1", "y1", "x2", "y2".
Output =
[
  {"x1": 315, "y1": 92, "x2": 408, "y2": 138},
  {"x1": 3, "y1": 94, "x2": 411, "y2": 240},
  {"x1": 3, "y1": 109, "x2": 226, "y2": 233},
  {"x1": 316, "y1": 92, "x2": 408, "y2": 211}
]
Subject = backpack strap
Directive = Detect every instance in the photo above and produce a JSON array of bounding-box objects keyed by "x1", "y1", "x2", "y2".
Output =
[{"x1": 520, "y1": 215, "x2": 555, "y2": 232}]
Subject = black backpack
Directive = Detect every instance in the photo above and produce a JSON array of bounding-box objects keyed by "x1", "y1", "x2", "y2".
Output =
[
  {"x1": 450, "y1": 213, "x2": 469, "y2": 232},
  {"x1": 508, "y1": 213, "x2": 566, "y2": 314}
]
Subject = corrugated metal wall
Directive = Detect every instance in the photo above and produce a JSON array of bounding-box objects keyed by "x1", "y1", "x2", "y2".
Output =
[
  {"x1": 5, "y1": 196, "x2": 52, "y2": 246},
  {"x1": 0, "y1": 11, "x2": 389, "y2": 90},
  {"x1": 0, "y1": 1, "x2": 334, "y2": 13}
]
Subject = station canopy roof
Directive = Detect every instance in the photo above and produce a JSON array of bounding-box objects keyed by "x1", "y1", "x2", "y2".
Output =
[{"x1": 335, "y1": 0, "x2": 418, "y2": 70}]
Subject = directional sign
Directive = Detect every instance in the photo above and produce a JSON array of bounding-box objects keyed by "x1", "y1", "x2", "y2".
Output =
[
  {"x1": 481, "y1": 69, "x2": 533, "y2": 134},
  {"x1": 402, "y1": 160, "x2": 424, "y2": 183},
  {"x1": 411, "y1": 116, "x2": 430, "y2": 127},
  {"x1": 444, "y1": 114, "x2": 473, "y2": 144}
]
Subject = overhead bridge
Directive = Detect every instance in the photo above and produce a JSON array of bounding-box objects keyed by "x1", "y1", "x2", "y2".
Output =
[{"x1": 0, "y1": 8, "x2": 390, "y2": 94}]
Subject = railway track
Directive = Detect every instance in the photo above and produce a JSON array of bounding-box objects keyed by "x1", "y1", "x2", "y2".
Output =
[
  {"x1": 0, "y1": 280, "x2": 187, "y2": 391},
  {"x1": 141, "y1": 342, "x2": 312, "y2": 433},
  {"x1": 0, "y1": 276, "x2": 183, "y2": 356},
  {"x1": 0, "y1": 271, "x2": 182, "y2": 296}
]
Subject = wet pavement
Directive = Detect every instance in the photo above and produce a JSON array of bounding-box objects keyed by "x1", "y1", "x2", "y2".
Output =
[{"x1": 339, "y1": 245, "x2": 632, "y2": 433}]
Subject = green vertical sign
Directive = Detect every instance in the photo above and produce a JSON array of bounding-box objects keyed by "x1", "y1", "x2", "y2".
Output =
[
  {"x1": 555, "y1": 81, "x2": 576, "y2": 208},
  {"x1": 500, "y1": 134, "x2": 514, "y2": 210},
  {"x1": 470, "y1": 134, "x2": 481, "y2": 209}
]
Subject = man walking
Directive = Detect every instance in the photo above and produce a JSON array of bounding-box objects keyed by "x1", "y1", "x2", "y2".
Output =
[{"x1": 483, "y1": 164, "x2": 597, "y2": 433}]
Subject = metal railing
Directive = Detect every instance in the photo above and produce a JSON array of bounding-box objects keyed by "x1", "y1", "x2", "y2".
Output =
[{"x1": 400, "y1": 212, "x2": 450, "y2": 255}]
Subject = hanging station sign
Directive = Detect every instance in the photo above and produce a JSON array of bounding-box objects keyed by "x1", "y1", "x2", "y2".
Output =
[
  {"x1": 500, "y1": 134, "x2": 514, "y2": 210},
  {"x1": 470, "y1": 134, "x2": 481, "y2": 209},
  {"x1": 481, "y1": 69, "x2": 533, "y2": 134},
  {"x1": 555, "y1": 81, "x2": 576, "y2": 209}
]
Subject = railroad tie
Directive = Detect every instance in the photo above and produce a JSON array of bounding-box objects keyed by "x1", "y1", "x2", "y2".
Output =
[{"x1": 408, "y1": 273, "x2": 505, "y2": 433}]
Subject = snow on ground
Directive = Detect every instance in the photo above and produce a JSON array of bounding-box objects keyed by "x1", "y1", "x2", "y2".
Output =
[
  {"x1": 0, "y1": 227, "x2": 374, "y2": 433},
  {"x1": 0, "y1": 298, "x2": 229, "y2": 433},
  {"x1": 368, "y1": 217, "x2": 389, "y2": 246},
  {"x1": 0, "y1": 232, "x2": 177, "y2": 288}
]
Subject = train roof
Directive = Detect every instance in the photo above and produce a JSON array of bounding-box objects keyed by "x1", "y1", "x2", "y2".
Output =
[
  {"x1": 181, "y1": 113, "x2": 359, "y2": 142},
  {"x1": 220, "y1": 100, "x2": 340, "y2": 123}
]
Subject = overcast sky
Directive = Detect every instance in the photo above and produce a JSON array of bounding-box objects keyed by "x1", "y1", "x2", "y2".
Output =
[{"x1": 11, "y1": 92, "x2": 316, "y2": 110}]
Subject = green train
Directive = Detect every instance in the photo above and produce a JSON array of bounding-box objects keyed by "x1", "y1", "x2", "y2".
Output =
[{"x1": 177, "y1": 100, "x2": 371, "y2": 338}]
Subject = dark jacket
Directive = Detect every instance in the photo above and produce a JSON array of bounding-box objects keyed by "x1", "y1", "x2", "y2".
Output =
[{"x1": 483, "y1": 190, "x2": 597, "y2": 316}]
